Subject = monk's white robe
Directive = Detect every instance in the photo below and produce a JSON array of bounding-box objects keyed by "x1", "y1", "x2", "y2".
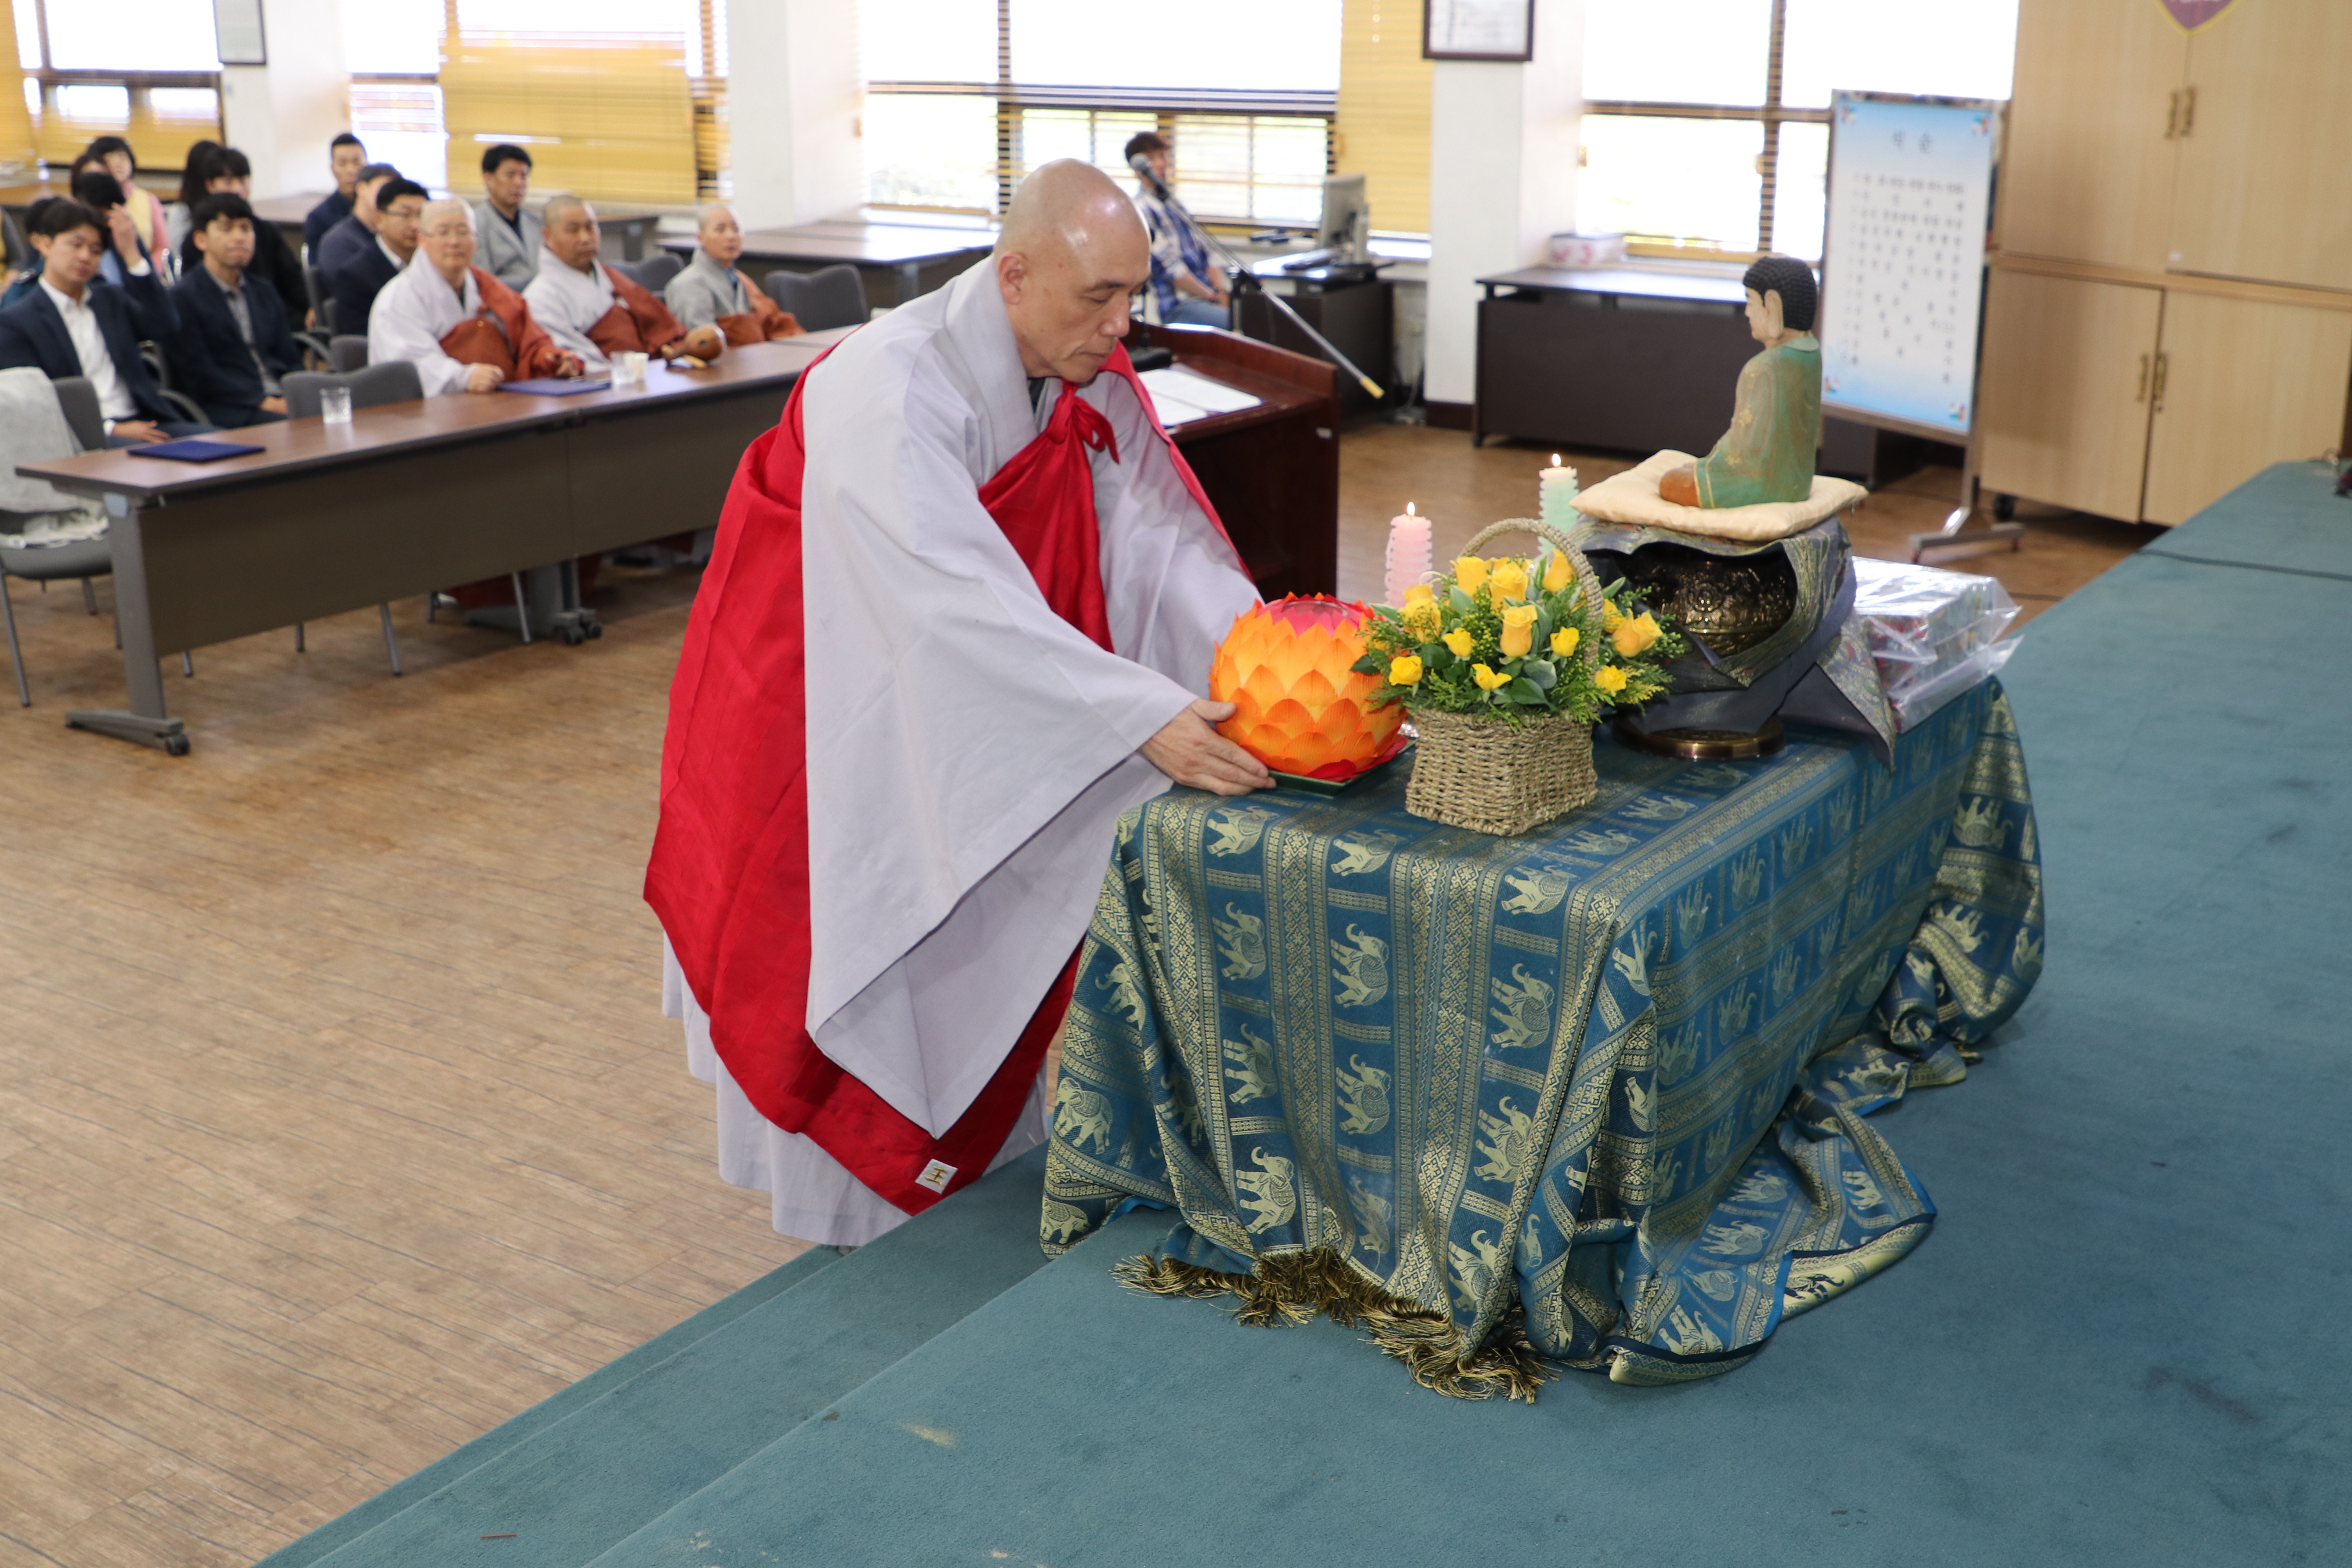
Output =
[
  {"x1": 367, "y1": 261, "x2": 486, "y2": 396},
  {"x1": 523, "y1": 250, "x2": 619, "y2": 370},
  {"x1": 661, "y1": 258, "x2": 1258, "y2": 1245}
]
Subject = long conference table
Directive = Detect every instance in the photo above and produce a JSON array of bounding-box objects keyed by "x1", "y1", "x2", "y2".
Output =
[
  {"x1": 16, "y1": 333, "x2": 848, "y2": 755},
  {"x1": 16, "y1": 322, "x2": 1342, "y2": 758}
]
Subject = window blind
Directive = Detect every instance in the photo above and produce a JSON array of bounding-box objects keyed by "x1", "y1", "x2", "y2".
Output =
[
  {"x1": 1333, "y1": 0, "x2": 1430, "y2": 235},
  {"x1": 439, "y1": 29, "x2": 697, "y2": 205}
]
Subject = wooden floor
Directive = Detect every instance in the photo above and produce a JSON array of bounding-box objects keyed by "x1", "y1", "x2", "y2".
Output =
[{"x1": 0, "y1": 426, "x2": 2154, "y2": 1568}]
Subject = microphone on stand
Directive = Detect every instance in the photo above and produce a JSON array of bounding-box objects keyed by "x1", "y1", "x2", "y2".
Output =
[{"x1": 1128, "y1": 152, "x2": 1173, "y2": 200}]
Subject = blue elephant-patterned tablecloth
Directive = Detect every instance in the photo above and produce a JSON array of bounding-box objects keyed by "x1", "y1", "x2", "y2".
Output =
[{"x1": 1043, "y1": 680, "x2": 2043, "y2": 1387}]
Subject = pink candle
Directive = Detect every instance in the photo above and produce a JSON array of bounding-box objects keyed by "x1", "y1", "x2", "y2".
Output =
[{"x1": 1384, "y1": 503, "x2": 1432, "y2": 608}]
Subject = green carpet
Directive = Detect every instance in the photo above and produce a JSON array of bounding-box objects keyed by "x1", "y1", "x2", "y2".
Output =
[
  {"x1": 256, "y1": 462, "x2": 2352, "y2": 1567},
  {"x1": 272, "y1": 1146, "x2": 1053, "y2": 1568}
]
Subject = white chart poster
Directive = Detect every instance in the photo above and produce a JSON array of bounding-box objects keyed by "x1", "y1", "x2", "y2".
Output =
[{"x1": 1818, "y1": 93, "x2": 2002, "y2": 439}]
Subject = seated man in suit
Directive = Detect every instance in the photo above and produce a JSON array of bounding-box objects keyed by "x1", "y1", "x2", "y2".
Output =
[
  {"x1": 523, "y1": 195, "x2": 720, "y2": 371},
  {"x1": 314, "y1": 163, "x2": 401, "y2": 318},
  {"x1": 304, "y1": 132, "x2": 367, "y2": 259},
  {"x1": 368, "y1": 198, "x2": 579, "y2": 394},
  {"x1": 474, "y1": 144, "x2": 541, "y2": 289},
  {"x1": 177, "y1": 146, "x2": 309, "y2": 327},
  {"x1": 0, "y1": 199, "x2": 207, "y2": 444},
  {"x1": 325, "y1": 176, "x2": 427, "y2": 338},
  {"x1": 171, "y1": 193, "x2": 301, "y2": 428},
  {"x1": 664, "y1": 205, "x2": 805, "y2": 345},
  {"x1": 1, "y1": 196, "x2": 57, "y2": 309}
]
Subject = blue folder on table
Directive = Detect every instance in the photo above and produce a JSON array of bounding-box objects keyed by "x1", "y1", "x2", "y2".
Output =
[
  {"x1": 500, "y1": 378, "x2": 612, "y2": 396},
  {"x1": 127, "y1": 439, "x2": 267, "y2": 463}
]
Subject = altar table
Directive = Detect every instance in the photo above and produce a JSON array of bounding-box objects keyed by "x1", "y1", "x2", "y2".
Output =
[{"x1": 1044, "y1": 682, "x2": 2043, "y2": 1389}]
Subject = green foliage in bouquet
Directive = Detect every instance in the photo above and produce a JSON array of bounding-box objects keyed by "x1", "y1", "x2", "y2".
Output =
[{"x1": 1350, "y1": 546, "x2": 1686, "y2": 724}]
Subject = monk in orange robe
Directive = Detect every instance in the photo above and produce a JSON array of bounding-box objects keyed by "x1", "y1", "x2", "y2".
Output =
[
  {"x1": 525, "y1": 195, "x2": 729, "y2": 369},
  {"x1": 366, "y1": 197, "x2": 582, "y2": 394}
]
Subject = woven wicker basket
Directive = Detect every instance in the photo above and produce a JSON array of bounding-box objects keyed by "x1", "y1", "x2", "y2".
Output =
[{"x1": 1403, "y1": 518, "x2": 1605, "y2": 836}]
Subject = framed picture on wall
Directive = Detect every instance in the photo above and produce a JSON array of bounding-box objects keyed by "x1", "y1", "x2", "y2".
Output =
[
  {"x1": 1423, "y1": 0, "x2": 1536, "y2": 62},
  {"x1": 214, "y1": 0, "x2": 267, "y2": 66}
]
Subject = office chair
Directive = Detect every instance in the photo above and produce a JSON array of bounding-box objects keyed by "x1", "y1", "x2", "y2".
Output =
[
  {"x1": 330, "y1": 336, "x2": 369, "y2": 373},
  {"x1": 763, "y1": 265, "x2": 867, "y2": 332},
  {"x1": 0, "y1": 377, "x2": 113, "y2": 706},
  {"x1": 133, "y1": 342, "x2": 214, "y2": 427},
  {"x1": 281, "y1": 361, "x2": 429, "y2": 673},
  {"x1": 617, "y1": 252, "x2": 683, "y2": 293}
]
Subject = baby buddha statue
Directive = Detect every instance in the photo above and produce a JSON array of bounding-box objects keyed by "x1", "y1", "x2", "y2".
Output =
[{"x1": 1659, "y1": 255, "x2": 1822, "y2": 509}]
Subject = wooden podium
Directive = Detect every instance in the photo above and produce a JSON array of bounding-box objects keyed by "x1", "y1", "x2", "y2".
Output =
[{"x1": 1134, "y1": 321, "x2": 1340, "y2": 599}]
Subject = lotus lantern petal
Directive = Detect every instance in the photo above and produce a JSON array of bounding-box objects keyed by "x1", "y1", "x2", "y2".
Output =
[{"x1": 1209, "y1": 596, "x2": 1407, "y2": 779}]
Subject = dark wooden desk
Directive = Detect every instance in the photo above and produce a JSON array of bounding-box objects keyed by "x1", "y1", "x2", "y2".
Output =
[
  {"x1": 1136, "y1": 322, "x2": 1339, "y2": 598},
  {"x1": 1236, "y1": 256, "x2": 1394, "y2": 416},
  {"x1": 1472, "y1": 264, "x2": 1939, "y2": 482},
  {"x1": 1473, "y1": 265, "x2": 1756, "y2": 454},
  {"x1": 662, "y1": 221, "x2": 997, "y2": 312},
  {"x1": 18, "y1": 332, "x2": 845, "y2": 754}
]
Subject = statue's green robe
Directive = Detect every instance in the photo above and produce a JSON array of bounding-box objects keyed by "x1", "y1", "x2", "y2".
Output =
[{"x1": 1692, "y1": 334, "x2": 1820, "y2": 508}]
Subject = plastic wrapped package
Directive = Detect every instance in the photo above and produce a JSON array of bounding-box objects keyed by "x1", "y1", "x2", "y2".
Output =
[{"x1": 1850, "y1": 557, "x2": 2023, "y2": 731}]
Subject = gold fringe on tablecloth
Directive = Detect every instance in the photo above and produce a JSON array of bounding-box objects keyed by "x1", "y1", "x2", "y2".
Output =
[{"x1": 1111, "y1": 1250, "x2": 1555, "y2": 1403}]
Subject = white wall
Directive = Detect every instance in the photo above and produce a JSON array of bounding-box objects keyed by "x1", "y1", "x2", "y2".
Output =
[
  {"x1": 1423, "y1": 0, "x2": 1582, "y2": 408},
  {"x1": 219, "y1": 0, "x2": 350, "y2": 200},
  {"x1": 727, "y1": 0, "x2": 866, "y2": 229}
]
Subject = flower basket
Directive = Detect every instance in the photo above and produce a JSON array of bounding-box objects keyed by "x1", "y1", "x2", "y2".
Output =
[
  {"x1": 1355, "y1": 516, "x2": 1678, "y2": 837},
  {"x1": 1405, "y1": 706, "x2": 1598, "y2": 835}
]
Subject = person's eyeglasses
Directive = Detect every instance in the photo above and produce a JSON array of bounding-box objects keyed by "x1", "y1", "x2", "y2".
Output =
[{"x1": 421, "y1": 225, "x2": 470, "y2": 239}]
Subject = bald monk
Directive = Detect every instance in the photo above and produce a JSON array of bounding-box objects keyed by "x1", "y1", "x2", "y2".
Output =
[
  {"x1": 367, "y1": 198, "x2": 579, "y2": 394},
  {"x1": 647, "y1": 160, "x2": 1267, "y2": 1246},
  {"x1": 663, "y1": 204, "x2": 806, "y2": 346},
  {"x1": 525, "y1": 195, "x2": 725, "y2": 371}
]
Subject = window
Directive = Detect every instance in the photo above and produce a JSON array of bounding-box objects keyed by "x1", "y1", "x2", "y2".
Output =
[
  {"x1": 1577, "y1": 0, "x2": 2017, "y2": 261},
  {"x1": 862, "y1": 0, "x2": 1342, "y2": 223},
  {"x1": 21, "y1": 0, "x2": 224, "y2": 170}
]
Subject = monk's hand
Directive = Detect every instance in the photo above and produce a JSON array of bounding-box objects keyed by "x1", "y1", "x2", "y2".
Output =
[
  {"x1": 463, "y1": 363, "x2": 506, "y2": 394},
  {"x1": 1659, "y1": 463, "x2": 1700, "y2": 506},
  {"x1": 1142, "y1": 700, "x2": 1272, "y2": 796}
]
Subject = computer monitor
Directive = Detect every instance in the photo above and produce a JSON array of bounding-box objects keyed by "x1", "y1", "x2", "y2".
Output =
[{"x1": 1316, "y1": 173, "x2": 1368, "y2": 259}]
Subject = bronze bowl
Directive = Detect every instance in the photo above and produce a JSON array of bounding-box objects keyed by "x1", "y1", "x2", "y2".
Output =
[{"x1": 1614, "y1": 543, "x2": 1798, "y2": 657}]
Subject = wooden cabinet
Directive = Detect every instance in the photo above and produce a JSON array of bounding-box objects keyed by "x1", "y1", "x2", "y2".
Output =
[
  {"x1": 1998, "y1": 0, "x2": 2183, "y2": 272},
  {"x1": 2169, "y1": 2, "x2": 2352, "y2": 292},
  {"x1": 1983, "y1": 0, "x2": 2352, "y2": 524},
  {"x1": 1978, "y1": 271, "x2": 2162, "y2": 523},
  {"x1": 2140, "y1": 292, "x2": 2352, "y2": 524}
]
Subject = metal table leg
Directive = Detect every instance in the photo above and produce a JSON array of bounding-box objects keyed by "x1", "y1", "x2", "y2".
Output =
[{"x1": 66, "y1": 494, "x2": 189, "y2": 755}]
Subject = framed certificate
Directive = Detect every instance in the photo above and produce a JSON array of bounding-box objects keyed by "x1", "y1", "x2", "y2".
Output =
[
  {"x1": 214, "y1": 0, "x2": 267, "y2": 66},
  {"x1": 1423, "y1": 0, "x2": 1536, "y2": 62}
]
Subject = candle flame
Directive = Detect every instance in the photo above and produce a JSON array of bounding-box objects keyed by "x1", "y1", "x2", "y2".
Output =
[
  {"x1": 1551, "y1": 454, "x2": 1562, "y2": 467},
  {"x1": 1405, "y1": 501, "x2": 1415, "y2": 515}
]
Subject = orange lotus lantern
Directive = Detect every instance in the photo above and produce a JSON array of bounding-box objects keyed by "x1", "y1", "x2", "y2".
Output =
[{"x1": 1210, "y1": 595, "x2": 1408, "y2": 780}]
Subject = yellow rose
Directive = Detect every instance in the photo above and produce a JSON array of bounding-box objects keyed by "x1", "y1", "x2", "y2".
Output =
[
  {"x1": 1405, "y1": 603, "x2": 1441, "y2": 639},
  {"x1": 1611, "y1": 612, "x2": 1661, "y2": 658},
  {"x1": 1602, "y1": 600, "x2": 1625, "y2": 632},
  {"x1": 1453, "y1": 555, "x2": 1489, "y2": 594},
  {"x1": 1490, "y1": 560, "x2": 1529, "y2": 602},
  {"x1": 1550, "y1": 626, "x2": 1580, "y2": 658},
  {"x1": 1593, "y1": 664, "x2": 1629, "y2": 694},
  {"x1": 1542, "y1": 549, "x2": 1573, "y2": 594},
  {"x1": 1388, "y1": 653, "x2": 1424, "y2": 686},
  {"x1": 1472, "y1": 663, "x2": 1512, "y2": 691},
  {"x1": 1442, "y1": 628, "x2": 1475, "y2": 658},
  {"x1": 1499, "y1": 603, "x2": 1539, "y2": 658},
  {"x1": 1403, "y1": 583, "x2": 1435, "y2": 608}
]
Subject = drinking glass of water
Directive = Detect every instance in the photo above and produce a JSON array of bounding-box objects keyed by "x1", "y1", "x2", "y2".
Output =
[
  {"x1": 320, "y1": 385, "x2": 353, "y2": 425},
  {"x1": 613, "y1": 351, "x2": 648, "y2": 388}
]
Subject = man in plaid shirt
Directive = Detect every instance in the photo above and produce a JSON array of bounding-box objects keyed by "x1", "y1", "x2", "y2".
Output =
[{"x1": 1125, "y1": 132, "x2": 1230, "y2": 327}]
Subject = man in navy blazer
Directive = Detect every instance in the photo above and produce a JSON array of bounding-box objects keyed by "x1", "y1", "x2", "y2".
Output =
[
  {"x1": 324, "y1": 176, "x2": 426, "y2": 339},
  {"x1": 0, "y1": 198, "x2": 205, "y2": 443},
  {"x1": 171, "y1": 193, "x2": 301, "y2": 428}
]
